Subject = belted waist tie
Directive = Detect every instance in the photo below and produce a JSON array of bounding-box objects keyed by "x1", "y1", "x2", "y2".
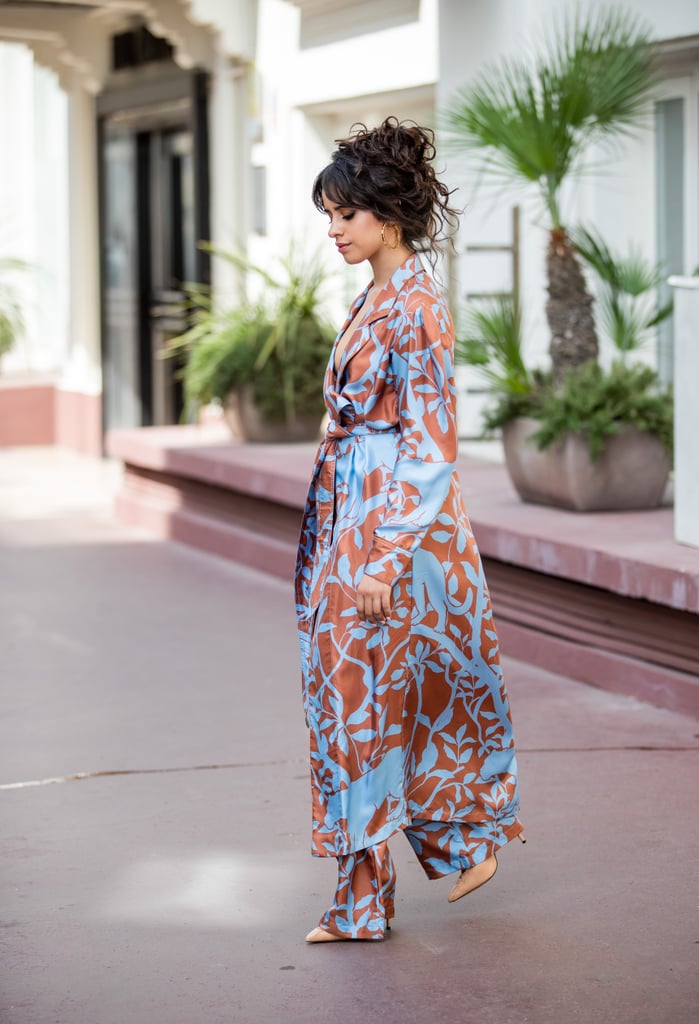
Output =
[
  {"x1": 305, "y1": 420, "x2": 399, "y2": 610},
  {"x1": 314, "y1": 419, "x2": 399, "y2": 509}
]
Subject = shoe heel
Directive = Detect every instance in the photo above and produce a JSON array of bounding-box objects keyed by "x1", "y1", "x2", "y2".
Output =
[{"x1": 518, "y1": 831, "x2": 527, "y2": 844}]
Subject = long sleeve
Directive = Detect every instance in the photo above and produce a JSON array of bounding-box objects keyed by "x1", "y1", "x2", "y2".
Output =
[{"x1": 363, "y1": 297, "x2": 457, "y2": 586}]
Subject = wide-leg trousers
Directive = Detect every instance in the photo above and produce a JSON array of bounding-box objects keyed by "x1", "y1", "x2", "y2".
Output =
[{"x1": 318, "y1": 817, "x2": 524, "y2": 940}]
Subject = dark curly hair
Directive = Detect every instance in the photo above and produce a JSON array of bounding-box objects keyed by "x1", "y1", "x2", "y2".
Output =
[{"x1": 312, "y1": 117, "x2": 460, "y2": 266}]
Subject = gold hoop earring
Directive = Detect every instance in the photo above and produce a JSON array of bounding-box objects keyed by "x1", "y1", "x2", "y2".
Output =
[{"x1": 381, "y1": 223, "x2": 400, "y2": 250}]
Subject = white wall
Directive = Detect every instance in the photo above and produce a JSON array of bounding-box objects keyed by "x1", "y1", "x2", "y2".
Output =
[
  {"x1": 620, "y1": 0, "x2": 699, "y2": 39},
  {"x1": 0, "y1": 42, "x2": 69, "y2": 376},
  {"x1": 190, "y1": 0, "x2": 256, "y2": 60},
  {"x1": 252, "y1": 0, "x2": 439, "y2": 325},
  {"x1": 437, "y1": 1, "x2": 553, "y2": 433}
]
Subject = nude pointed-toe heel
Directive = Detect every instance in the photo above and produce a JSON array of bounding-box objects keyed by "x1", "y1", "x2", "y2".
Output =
[
  {"x1": 447, "y1": 853, "x2": 498, "y2": 903},
  {"x1": 305, "y1": 926, "x2": 344, "y2": 943}
]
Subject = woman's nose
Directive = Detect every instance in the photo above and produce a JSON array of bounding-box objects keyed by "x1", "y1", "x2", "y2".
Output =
[{"x1": 328, "y1": 219, "x2": 340, "y2": 238}]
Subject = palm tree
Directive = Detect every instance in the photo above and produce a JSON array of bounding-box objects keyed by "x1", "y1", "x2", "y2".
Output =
[{"x1": 443, "y1": 7, "x2": 660, "y2": 384}]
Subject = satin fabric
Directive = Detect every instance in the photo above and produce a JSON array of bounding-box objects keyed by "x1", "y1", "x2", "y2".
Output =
[
  {"x1": 295, "y1": 254, "x2": 521, "y2": 860},
  {"x1": 320, "y1": 818, "x2": 515, "y2": 941}
]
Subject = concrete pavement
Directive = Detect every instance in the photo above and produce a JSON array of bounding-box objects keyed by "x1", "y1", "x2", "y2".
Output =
[{"x1": 1, "y1": 447, "x2": 698, "y2": 1024}]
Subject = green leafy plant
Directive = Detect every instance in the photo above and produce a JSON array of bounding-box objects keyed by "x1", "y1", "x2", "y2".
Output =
[
  {"x1": 480, "y1": 369, "x2": 551, "y2": 434},
  {"x1": 572, "y1": 226, "x2": 673, "y2": 356},
  {"x1": 529, "y1": 361, "x2": 673, "y2": 461},
  {"x1": 0, "y1": 257, "x2": 30, "y2": 363},
  {"x1": 443, "y1": 6, "x2": 660, "y2": 383},
  {"x1": 166, "y1": 246, "x2": 335, "y2": 425},
  {"x1": 455, "y1": 294, "x2": 548, "y2": 427},
  {"x1": 455, "y1": 290, "x2": 672, "y2": 461},
  {"x1": 455, "y1": 294, "x2": 530, "y2": 394},
  {"x1": 446, "y1": 7, "x2": 672, "y2": 475}
]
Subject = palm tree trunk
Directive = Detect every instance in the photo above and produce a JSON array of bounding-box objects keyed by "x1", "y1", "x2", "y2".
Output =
[{"x1": 546, "y1": 228, "x2": 598, "y2": 385}]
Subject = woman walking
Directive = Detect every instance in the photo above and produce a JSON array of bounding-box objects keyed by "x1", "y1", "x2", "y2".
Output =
[{"x1": 294, "y1": 117, "x2": 524, "y2": 943}]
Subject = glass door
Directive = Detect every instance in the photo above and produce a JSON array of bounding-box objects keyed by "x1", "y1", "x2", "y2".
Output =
[
  {"x1": 99, "y1": 76, "x2": 208, "y2": 434},
  {"x1": 148, "y1": 128, "x2": 196, "y2": 426},
  {"x1": 101, "y1": 129, "x2": 142, "y2": 430}
]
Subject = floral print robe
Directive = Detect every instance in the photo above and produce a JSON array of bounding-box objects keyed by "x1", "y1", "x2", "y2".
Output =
[{"x1": 295, "y1": 254, "x2": 520, "y2": 859}]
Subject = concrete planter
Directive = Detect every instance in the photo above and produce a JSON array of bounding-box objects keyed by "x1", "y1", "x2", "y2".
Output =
[
  {"x1": 223, "y1": 387, "x2": 322, "y2": 443},
  {"x1": 502, "y1": 417, "x2": 670, "y2": 512}
]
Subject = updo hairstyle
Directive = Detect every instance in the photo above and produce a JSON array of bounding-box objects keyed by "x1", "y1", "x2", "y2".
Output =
[{"x1": 312, "y1": 117, "x2": 460, "y2": 265}]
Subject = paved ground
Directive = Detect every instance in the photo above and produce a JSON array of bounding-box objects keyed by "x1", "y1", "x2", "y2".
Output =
[{"x1": 1, "y1": 447, "x2": 698, "y2": 1024}]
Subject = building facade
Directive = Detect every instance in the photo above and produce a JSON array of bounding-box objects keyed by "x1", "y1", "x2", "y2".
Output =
[{"x1": 0, "y1": 0, "x2": 697, "y2": 453}]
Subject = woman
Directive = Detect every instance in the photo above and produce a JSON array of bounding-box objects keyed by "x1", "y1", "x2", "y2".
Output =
[{"x1": 294, "y1": 118, "x2": 524, "y2": 943}]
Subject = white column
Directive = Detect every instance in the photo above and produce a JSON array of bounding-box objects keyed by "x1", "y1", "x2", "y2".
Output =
[
  {"x1": 208, "y1": 52, "x2": 251, "y2": 305},
  {"x1": 0, "y1": 43, "x2": 69, "y2": 377},
  {"x1": 669, "y1": 277, "x2": 699, "y2": 547},
  {"x1": 62, "y1": 81, "x2": 101, "y2": 396}
]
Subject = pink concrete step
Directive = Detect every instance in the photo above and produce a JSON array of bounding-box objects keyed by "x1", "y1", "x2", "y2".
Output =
[{"x1": 106, "y1": 425, "x2": 699, "y2": 717}]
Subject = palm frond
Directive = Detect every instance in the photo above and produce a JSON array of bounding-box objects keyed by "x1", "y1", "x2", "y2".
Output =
[
  {"x1": 645, "y1": 297, "x2": 674, "y2": 329},
  {"x1": 572, "y1": 224, "x2": 673, "y2": 354},
  {"x1": 614, "y1": 249, "x2": 665, "y2": 296},
  {"x1": 571, "y1": 227, "x2": 620, "y2": 288},
  {"x1": 442, "y1": 6, "x2": 658, "y2": 227},
  {"x1": 164, "y1": 241, "x2": 335, "y2": 424},
  {"x1": 572, "y1": 226, "x2": 664, "y2": 295},
  {"x1": 455, "y1": 295, "x2": 531, "y2": 395},
  {"x1": 548, "y1": 7, "x2": 660, "y2": 137},
  {"x1": 599, "y1": 293, "x2": 644, "y2": 353},
  {"x1": 443, "y1": 60, "x2": 579, "y2": 192}
]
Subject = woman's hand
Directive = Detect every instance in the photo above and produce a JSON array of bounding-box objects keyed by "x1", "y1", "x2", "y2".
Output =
[{"x1": 356, "y1": 574, "x2": 392, "y2": 624}]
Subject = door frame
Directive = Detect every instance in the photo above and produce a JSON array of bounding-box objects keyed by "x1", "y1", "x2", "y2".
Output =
[{"x1": 97, "y1": 64, "x2": 210, "y2": 436}]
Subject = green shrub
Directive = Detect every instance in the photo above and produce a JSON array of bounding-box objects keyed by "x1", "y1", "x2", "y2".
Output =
[
  {"x1": 529, "y1": 360, "x2": 673, "y2": 461},
  {"x1": 166, "y1": 246, "x2": 335, "y2": 424}
]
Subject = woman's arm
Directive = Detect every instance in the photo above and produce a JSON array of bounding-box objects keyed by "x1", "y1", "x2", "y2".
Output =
[{"x1": 362, "y1": 294, "x2": 457, "y2": 590}]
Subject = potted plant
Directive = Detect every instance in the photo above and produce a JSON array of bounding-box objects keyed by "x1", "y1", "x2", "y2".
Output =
[
  {"x1": 166, "y1": 246, "x2": 335, "y2": 443},
  {"x1": 456, "y1": 238, "x2": 674, "y2": 511},
  {"x1": 444, "y1": 7, "x2": 673, "y2": 510}
]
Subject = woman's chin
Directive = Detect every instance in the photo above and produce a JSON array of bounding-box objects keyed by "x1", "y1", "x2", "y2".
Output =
[{"x1": 339, "y1": 249, "x2": 363, "y2": 265}]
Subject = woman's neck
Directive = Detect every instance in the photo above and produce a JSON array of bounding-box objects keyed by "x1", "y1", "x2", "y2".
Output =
[{"x1": 369, "y1": 246, "x2": 413, "y2": 289}]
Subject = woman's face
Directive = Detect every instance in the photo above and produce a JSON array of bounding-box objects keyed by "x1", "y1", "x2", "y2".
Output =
[{"x1": 322, "y1": 192, "x2": 385, "y2": 267}]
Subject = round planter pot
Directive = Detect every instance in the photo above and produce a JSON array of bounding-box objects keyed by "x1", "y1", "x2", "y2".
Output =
[
  {"x1": 502, "y1": 417, "x2": 671, "y2": 512},
  {"x1": 223, "y1": 387, "x2": 323, "y2": 444}
]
